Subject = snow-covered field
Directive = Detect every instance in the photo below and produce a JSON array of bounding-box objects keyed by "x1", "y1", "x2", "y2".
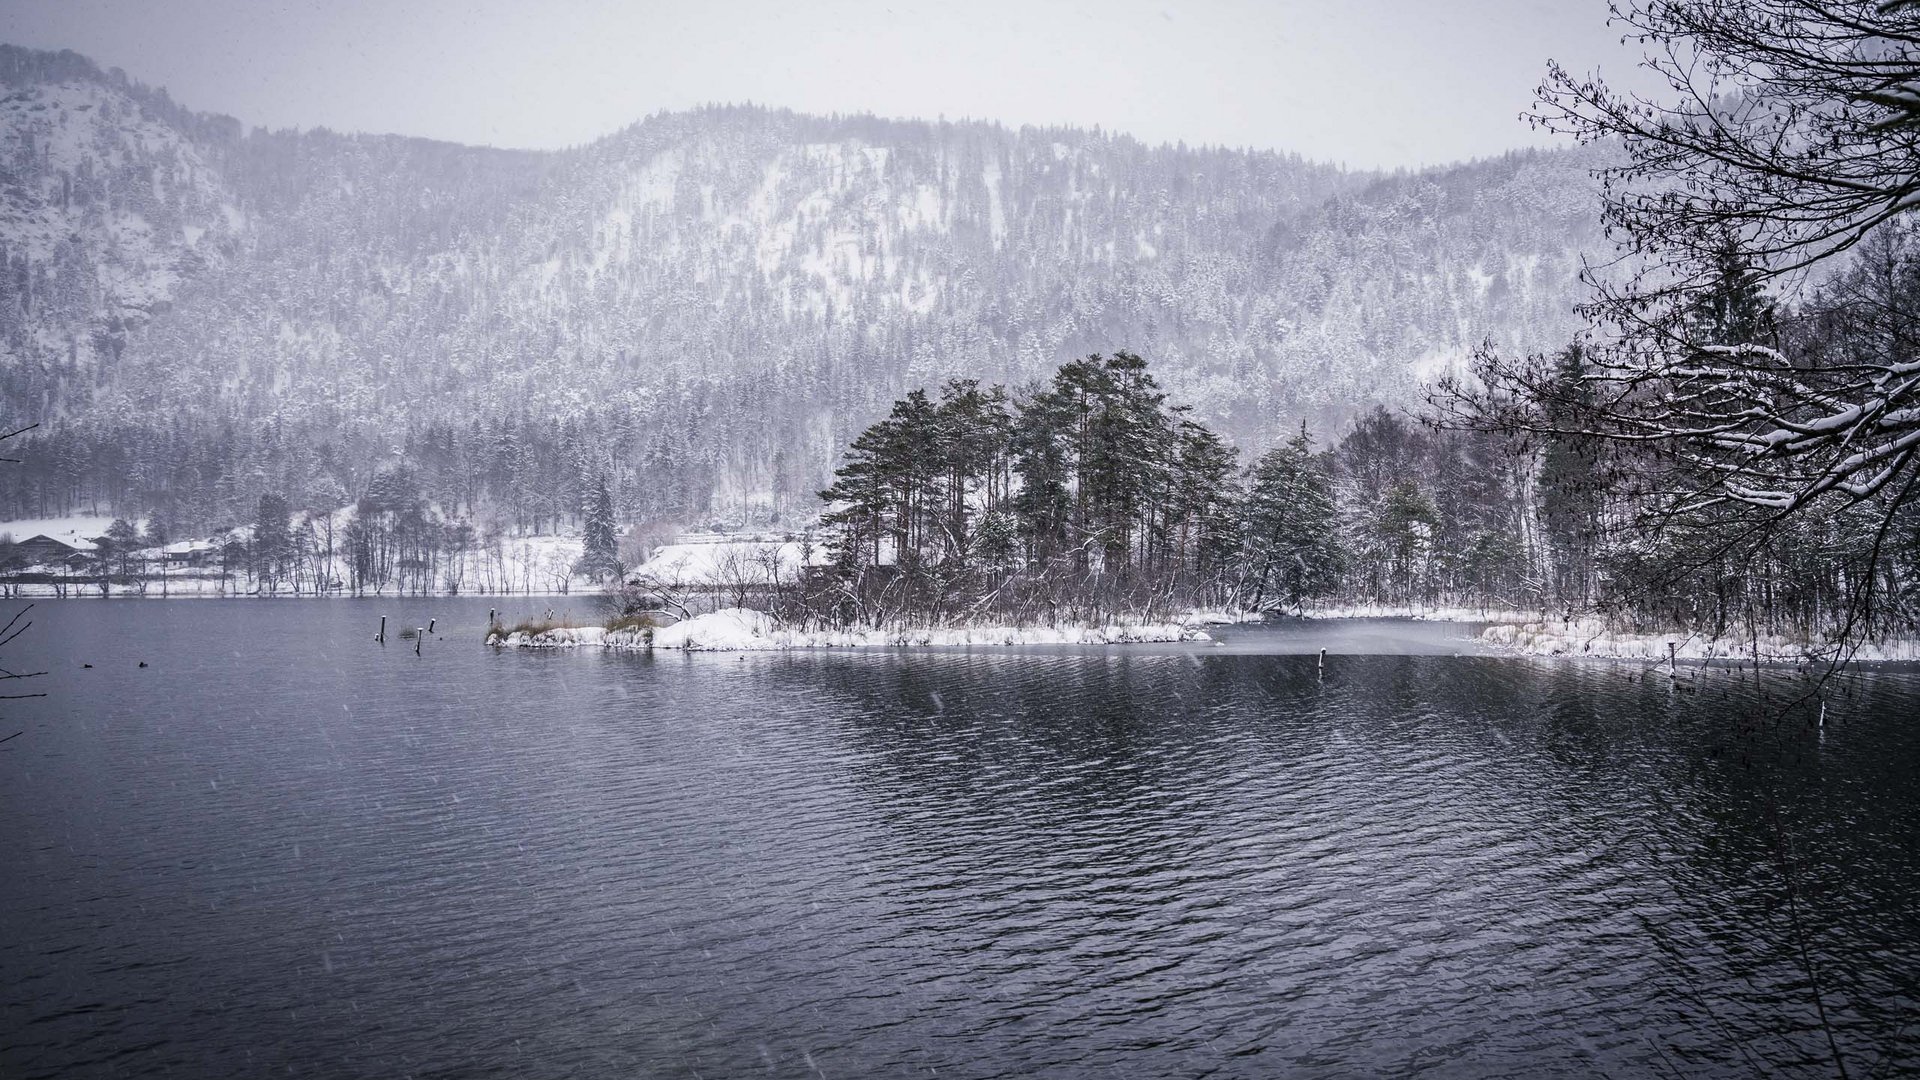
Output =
[
  {"x1": 0, "y1": 516, "x2": 127, "y2": 543},
  {"x1": 628, "y1": 536, "x2": 829, "y2": 587},
  {"x1": 490, "y1": 607, "x2": 1210, "y2": 651},
  {"x1": 459, "y1": 534, "x2": 597, "y2": 595}
]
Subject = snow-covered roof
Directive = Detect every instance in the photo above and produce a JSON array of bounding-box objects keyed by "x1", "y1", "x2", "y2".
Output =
[{"x1": 18, "y1": 533, "x2": 97, "y2": 552}]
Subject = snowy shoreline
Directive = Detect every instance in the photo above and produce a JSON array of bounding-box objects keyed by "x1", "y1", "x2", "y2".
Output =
[
  {"x1": 1292, "y1": 603, "x2": 1550, "y2": 623},
  {"x1": 1275, "y1": 605, "x2": 1920, "y2": 664},
  {"x1": 1477, "y1": 616, "x2": 1920, "y2": 665},
  {"x1": 488, "y1": 607, "x2": 1213, "y2": 651},
  {"x1": 15, "y1": 581, "x2": 1912, "y2": 664}
]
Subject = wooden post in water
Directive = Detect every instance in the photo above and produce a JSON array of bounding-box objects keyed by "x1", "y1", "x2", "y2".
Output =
[
  {"x1": 427, "y1": 618, "x2": 436, "y2": 635},
  {"x1": 1318, "y1": 648, "x2": 1326, "y2": 676},
  {"x1": 1667, "y1": 641, "x2": 1677, "y2": 678},
  {"x1": 489, "y1": 608, "x2": 496, "y2": 627},
  {"x1": 415, "y1": 629, "x2": 424, "y2": 656},
  {"x1": 378, "y1": 615, "x2": 386, "y2": 644}
]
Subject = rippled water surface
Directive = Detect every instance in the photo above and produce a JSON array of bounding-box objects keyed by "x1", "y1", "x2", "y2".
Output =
[{"x1": 2, "y1": 598, "x2": 1917, "y2": 1078}]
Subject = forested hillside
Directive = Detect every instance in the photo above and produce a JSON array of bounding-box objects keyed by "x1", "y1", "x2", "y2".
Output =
[{"x1": 0, "y1": 45, "x2": 1605, "y2": 533}]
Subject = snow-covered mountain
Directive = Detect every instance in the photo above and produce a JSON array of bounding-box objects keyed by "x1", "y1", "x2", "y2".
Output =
[{"x1": 0, "y1": 45, "x2": 1606, "y2": 529}]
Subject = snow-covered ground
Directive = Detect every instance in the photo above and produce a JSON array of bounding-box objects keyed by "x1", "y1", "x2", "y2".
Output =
[
  {"x1": 629, "y1": 536, "x2": 829, "y2": 587},
  {"x1": 462, "y1": 534, "x2": 596, "y2": 595},
  {"x1": 490, "y1": 607, "x2": 1210, "y2": 651},
  {"x1": 1236, "y1": 605, "x2": 1920, "y2": 665}
]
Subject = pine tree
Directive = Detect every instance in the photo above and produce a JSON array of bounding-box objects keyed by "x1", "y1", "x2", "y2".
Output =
[
  {"x1": 251, "y1": 493, "x2": 292, "y2": 592},
  {"x1": 574, "y1": 474, "x2": 622, "y2": 581},
  {"x1": 1016, "y1": 352, "x2": 1172, "y2": 578},
  {"x1": 818, "y1": 350, "x2": 1267, "y2": 623},
  {"x1": 102, "y1": 517, "x2": 140, "y2": 584},
  {"x1": 1536, "y1": 344, "x2": 1604, "y2": 603},
  {"x1": 1241, "y1": 425, "x2": 1341, "y2": 610},
  {"x1": 1010, "y1": 388, "x2": 1072, "y2": 567},
  {"x1": 820, "y1": 417, "x2": 897, "y2": 575},
  {"x1": 971, "y1": 508, "x2": 1018, "y2": 572},
  {"x1": 1170, "y1": 418, "x2": 1241, "y2": 598},
  {"x1": 1430, "y1": 429, "x2": 1527, "y2": 605},
  {"x1": 1373, "y1": 482, "x2": 1438, "y2": 605},
  {"x1": 1686, "y1": 238, "x2": 1776, "y2": 347},
  {"x1": 932, "y1": 380, "x2": 1013, "y2": 564}
]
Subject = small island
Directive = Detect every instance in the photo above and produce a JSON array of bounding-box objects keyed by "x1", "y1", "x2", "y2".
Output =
[{"x1": 492, "y1": 351, "x2": 1331, "y2": 650}]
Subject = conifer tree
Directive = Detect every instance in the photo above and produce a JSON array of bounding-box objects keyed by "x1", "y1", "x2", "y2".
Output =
[
  {"x1": 1241, "y1": 425, "x2": 1341, "y2": 610},
  {"x1": 574, "y1": 474, "x2": 622, "y2": 581},
  {"x1": 100, "y1": 517, "x2": 140, "y2": 587},
  {"x1": 251, "y1": 493, "x2": 292, "y2": 592},
  {"x1": 1535, "y1": 345, "x2": 1603, "y2": 603},
  {"x1": 1170, "y1": 418, "x2": 1241, "y2": 598}
]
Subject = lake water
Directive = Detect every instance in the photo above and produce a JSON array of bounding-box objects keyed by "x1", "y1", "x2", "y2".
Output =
[{"x1": 2, "y1": 598, "x2": 1917, "y2": 1077}]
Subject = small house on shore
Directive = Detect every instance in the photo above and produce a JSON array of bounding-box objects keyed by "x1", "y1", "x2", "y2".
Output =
[
  {"x1": 161, "y1": 539, "x2": 219, "y2": 567},
  {"x1": 14, "y1": 534, "x2": 98, "y2": 567}
]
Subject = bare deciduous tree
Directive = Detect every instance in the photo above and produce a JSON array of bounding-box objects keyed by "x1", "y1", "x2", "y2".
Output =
[
  {"x1": 1, "y1": 425, "x2": 46, "y2": 745},
  {"x1": 1445, "y1": 1, "x2": 1920, "y2": 641},
  {"x1": 1539, "y1": 0, "x2": 1920, "y2": 288}
]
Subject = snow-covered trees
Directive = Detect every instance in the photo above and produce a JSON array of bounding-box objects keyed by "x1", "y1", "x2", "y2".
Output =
[
  {"x1": 1171, "y1": 420, "x2": 1243, "y2": 597},
  {"x1": 100, "y1": 518, "x2": 140, "y2": 583},
  {"x1": 1437, "y1": 0, "x2": 1920, "y2": 642},
  {"x1": 573, "y1": 475, "x2": 622, "y2": 582},
  {"x1": 819, "y1": 381, "x2": 1025, "y2": 621},
  {"x1": 1534, "y1": 347, "x2": 1603, "y2": 603},
  {"x1": 341, "y1": 467, "x2": 451, "y2": 596},
  {"x1": 818, "y1": 354, "x2": 1251, "y2": 624},
  {"x1": 1014, "y1": 353, "x2": 1184, "y2": 578},
  {"x1": 1240, "y1": 427, "x2": 1340, "y2": 610},
  {"x1": 814, "y1": 353, "x2": 1574, "y2": 624},
  {"x1": 1535, "y1": 1, "x2": 1920, "y2": 518},
  {"x1": 251, "y1": 494, "x2": 293, "y2": 593},
  {"x1": 1536, "y1": 0, "x2": 1920, "y2": 286}
]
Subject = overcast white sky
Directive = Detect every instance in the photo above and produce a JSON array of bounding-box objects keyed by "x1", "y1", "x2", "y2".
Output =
[{"x1": 1, "y1": 0, "x2": 1655, "y2": 169}]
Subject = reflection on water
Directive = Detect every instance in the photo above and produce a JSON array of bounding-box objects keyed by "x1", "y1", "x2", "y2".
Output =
[{"x1": 1, "y1": 600, "x2": 1916, "y2": 1077}]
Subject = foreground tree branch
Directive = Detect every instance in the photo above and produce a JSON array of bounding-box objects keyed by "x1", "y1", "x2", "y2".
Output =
[
  {"x1": 1537, "y1": 0, "x2": 1920, "y2": 290},
  {"x1": 1440, "y1": 1, "x2": 1920, "y2": 646}
]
